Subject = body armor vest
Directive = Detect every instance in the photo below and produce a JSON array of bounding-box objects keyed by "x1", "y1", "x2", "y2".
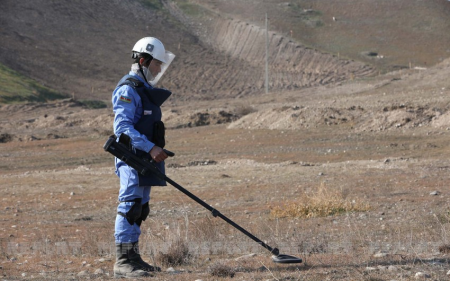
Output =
[{"x1": 116, "y1": 74, "x2": 171, "y2": 186}]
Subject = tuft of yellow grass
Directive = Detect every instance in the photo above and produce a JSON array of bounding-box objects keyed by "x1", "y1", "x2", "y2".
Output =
[{"x1": 270, "y1": 182, "x2": 370, "y2": 219}]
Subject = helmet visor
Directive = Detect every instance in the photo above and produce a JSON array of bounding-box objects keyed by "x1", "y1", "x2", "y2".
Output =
[{"x1": 150, "y1": 51, "x2": 175, "y2": 86}]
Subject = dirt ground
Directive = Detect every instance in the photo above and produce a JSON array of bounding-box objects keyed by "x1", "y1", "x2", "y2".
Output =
[{"x1": 1, "y1": 59, "x2": 450, "y2": 280}]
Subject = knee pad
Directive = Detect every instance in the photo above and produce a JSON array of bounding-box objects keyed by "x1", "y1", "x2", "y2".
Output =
[
  {"x1": 136, "y1": 202, "x2": 149, "y2": 227},
  {"x1": 118, "y1": 199, "x2": 142, "y2": 225}
]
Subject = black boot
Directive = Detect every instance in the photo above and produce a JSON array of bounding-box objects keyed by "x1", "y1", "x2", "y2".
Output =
[
  {"x1": 114, "y1": 243, "x2": 152, "y2": 278},
  {"x1": 128, "y1": 242, "x2": 161, "y2": 272}
]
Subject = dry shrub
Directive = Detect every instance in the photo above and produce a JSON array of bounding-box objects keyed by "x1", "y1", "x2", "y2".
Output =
[
  {"x1": 438, "y1": 244, "x2": 450, "y2": 254},
  {"x1": 156, "y1": 239, "x2": 192, "y2": 266},
  {"x1": 190, "y1": 217, "x2": 223, "y2": 242},
  {"x1": 207, "y1": 261, "x2": 236, "y2": 278},
  {"x1": 270, "y1": 182, "x2": 370, "y2": 219},
  {"x1": 235, "y1": 104, "x2": 257, "y2": 117},
  {"x1": 436, "y1": 208, "x2": 450, "y2": 224}
]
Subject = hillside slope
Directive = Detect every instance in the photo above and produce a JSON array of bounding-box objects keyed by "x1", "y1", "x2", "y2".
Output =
[
  {"x1": 0, "y1": 0, "x2": 196, "y2": 102},
  {"x1": 3, "y1": 0, "x2": 449, "y2": 103},
  {"x1": 193, "y1": 0, "x2": 450, "y2": 71},
  {"x1": 1, "y1": 0, "x2": 373, "y2": 103}
]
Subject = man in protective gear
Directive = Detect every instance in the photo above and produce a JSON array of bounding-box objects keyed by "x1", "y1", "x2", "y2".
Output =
[{"x1": 111, "y1": 37, "x2": 175, "y2": 278}]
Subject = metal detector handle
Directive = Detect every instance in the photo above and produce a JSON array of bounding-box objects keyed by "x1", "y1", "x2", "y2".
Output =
[{"x1": 163, "y1": 149, "x2": 175, "y2": 157}]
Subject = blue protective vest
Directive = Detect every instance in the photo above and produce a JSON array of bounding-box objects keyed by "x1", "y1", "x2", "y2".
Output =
[{"x1": 116, "y1": 74, "x2": 172, "y2": 186}]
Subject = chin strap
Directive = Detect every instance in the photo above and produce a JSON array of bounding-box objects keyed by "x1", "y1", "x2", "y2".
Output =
[
  {"x1": 138, "y1": 58, "x2": 154, "y2": 84},
  {"x1": 137, "y1": 63, "x2": 146, "y2": 82}
]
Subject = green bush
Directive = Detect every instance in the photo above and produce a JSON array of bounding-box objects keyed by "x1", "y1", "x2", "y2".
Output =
[
  {"x1": 139, "y1": 0, "x2": 163, "y2": 10},
  {"x1": 78, "y1": 99, "x2": 108, "y2": 109}
]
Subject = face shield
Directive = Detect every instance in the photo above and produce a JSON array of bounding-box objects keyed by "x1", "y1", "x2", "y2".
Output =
[{"x1": 149, "y1": 51, "x2": 175, "y2": 87}]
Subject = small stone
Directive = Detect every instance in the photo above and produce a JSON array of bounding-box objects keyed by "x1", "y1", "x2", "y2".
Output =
[
  {"x1": 429, "y1": 191, "x2": 440, "y2": 196},
  {"x1": 21, "y1": 273, "x2": 26, "y2": 277},
  {"x1": 235, "y1": 253, "x2": 256, "y2": 261},
  {"x1": 415, "y1": 272, "x2": 430, "y2": 278},
  {"x1": 167, "y1": 267, "x2": 176, "y2": 272},
  {"x1": 94, "y1": 268, "x2": 105, "y2": 275},
  {"x1": 447, "y1": 269, "x2": 450, "y2": 275},
  {"x1": 77, "y1": 270, "x2": 89, "y2": 277},
  {"x1": 373, "y1": 252, "x2": 388, "y2": 258},
  {"x1": 388, "y1": 265, "x2": 398, "y2": 271},
  {"x1": 98, "y1": 258, "x2": 105, "y2": 263},
  {"x1": 365, "y1": 267, "x2": 377, "y2": 271},
  {"x1": 377, "y1": 265, "x2": 388, "y2": 271},
  {"x1": 70, "y1": 192, "x2": 75, "y2": 196}
]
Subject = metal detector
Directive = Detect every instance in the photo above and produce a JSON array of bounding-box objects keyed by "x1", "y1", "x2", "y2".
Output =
[{"x1": 103, "y1": 135, "x2": 302, "y2": 264}]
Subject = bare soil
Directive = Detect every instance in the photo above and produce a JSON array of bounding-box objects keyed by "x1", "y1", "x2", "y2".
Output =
[{"x1": 1, "y1": 58, "x2": 450, "y2": 280}]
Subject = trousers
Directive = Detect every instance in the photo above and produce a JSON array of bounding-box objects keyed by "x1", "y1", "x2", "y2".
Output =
[{"x1": 114, "y1": 165, "x2": 151, "y2": 243}]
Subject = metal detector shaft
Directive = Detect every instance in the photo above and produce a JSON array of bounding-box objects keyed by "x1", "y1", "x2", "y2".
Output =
[
  {"x1": 162, "y1": 174, "x2": 279, "y2": 255},
  {"x1": 103, "y1": 135, "x2": 280, "y2": 256}
]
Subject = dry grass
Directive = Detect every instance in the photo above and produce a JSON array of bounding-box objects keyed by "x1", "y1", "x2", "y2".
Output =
[
  {"x1": 207, "y1": 261, "x2": 236, "y2": 278},
  {"x1": 270, "y1": 182, "x2": 370, "y2": 219},
  {"x1": 156, "y1": 238, "x2": 192, "y2": 267},
  {"x1": 438, "y1": 244, "x2": 450, "y2": 254}
]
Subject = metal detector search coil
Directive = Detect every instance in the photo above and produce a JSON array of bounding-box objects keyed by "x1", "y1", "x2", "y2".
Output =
[{"x1": 103, "y1": 135, "x2": 302, "y2": 264}]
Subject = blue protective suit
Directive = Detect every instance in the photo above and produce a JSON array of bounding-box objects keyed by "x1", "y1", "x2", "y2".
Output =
[{"x1": 112, "y1": 71, "x2": 171, "y2": 243}]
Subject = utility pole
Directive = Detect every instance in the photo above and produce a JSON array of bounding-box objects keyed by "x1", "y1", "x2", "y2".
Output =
[{"x1": 265, "y1": 13, "x2": 269, "y2": 94}]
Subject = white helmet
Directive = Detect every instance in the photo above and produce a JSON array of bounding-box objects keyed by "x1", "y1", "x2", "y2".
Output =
[{"x1": 132, "y1": 37, "x2": 167, "y2": 63}]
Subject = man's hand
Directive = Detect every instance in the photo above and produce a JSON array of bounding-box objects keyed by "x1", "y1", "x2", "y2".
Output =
[{"x1": 149, "y1": 146, "x2": 168, "y2": 163}]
